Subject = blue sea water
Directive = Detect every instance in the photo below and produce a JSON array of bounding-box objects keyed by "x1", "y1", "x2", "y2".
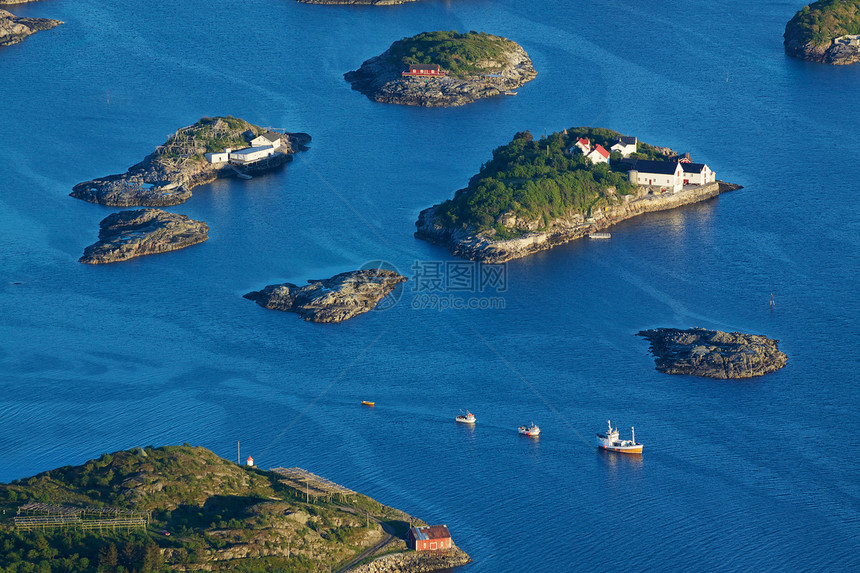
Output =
[{"x1": 1, "y1": 0, "x2": 859, "y2": 570}]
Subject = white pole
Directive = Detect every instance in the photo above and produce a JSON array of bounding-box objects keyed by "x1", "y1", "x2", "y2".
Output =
[
  {"x1": 632, "y1": 427, "x2": 635, "y2": 443},
  {"x1": 237, "y1": 441, "x2": 240, "y2": 465}
]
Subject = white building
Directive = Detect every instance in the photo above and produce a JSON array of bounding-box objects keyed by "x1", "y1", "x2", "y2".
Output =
[
  {"x1": 570, "y1": 137, "x2": 591, "y2": 155},
  {"x1": 586, "y1": 144, "x2": 610, "y2": 165},
  {"x1": 229, "y1": 146, "x2": 276, "y2": 164},
  {"x1": 205, "y1": 148, "x2": 231, "y2": 164},
  {"x1": 681, "y1": 162, "x2": 715, "y2": 185},
  {"x1": 250, "y1": 132, "x2": 283, "y2": 149},
  {"x1": 246, "y1": 456, "x2": 254, "y2": 467},
  {"x1": 628, "y1": 159, "x2": 684, "y2": 192},
  {"x1": 610, "y1": 136, "x2": 637, "y2": 157}
]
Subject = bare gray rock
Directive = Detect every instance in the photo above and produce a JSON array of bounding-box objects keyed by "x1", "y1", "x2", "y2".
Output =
[
  {"x1": 351, "y1": 546, "x2": 472, "y2": 573},
  {"x1": 244, "y1": 269, "x2": 407, "y2": 323},
  {"x1": 80, "y1": 209, "x2": 209, "y2": 264},
  {"x1": 0, "y1": 8, "x2": 61, "y2": 47},
  {"x1": 637, "y1": 327, "x2": 788, "y2": 379}
]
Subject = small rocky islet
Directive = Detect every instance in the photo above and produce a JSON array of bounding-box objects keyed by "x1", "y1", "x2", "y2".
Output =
[
  {"x1": 784, "y1": 0, "x2": 860, "y2": 65},
  {"x1": 80, "y1": 209, "x2": 209, "y2": 264},
  {"x1": 71, "y1": 116, "x2": 310, "y2": 207},
  {"x1": 637, "y1": 327, "x2": 788, "y2": 379},
  {"x1": 0, "y1": 8, "x2": 61, "y2": 47},
  {"x1": 345, "y1": 30, "x2": 537, "y2": 107},
  {"x1": 244, "y1": 269, "x2": 407, "y2": 323}
]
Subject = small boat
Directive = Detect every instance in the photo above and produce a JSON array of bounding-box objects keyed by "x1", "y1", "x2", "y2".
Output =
[
  {"x1": 504, "y1": 90, "x2": 518, "y2": 96},
  {"x1": 596, "y1": 420, "x2": 642, "y2": 454},
  {"x1": 589, "y1": 232, "x2": 611, "y2": 239},
  {"x1": 518, "y1": 422, "x2": 540, "y2": 437},
  {"x1": 361, "y1": 401, "x2": 375, "y2": 407},
  {"x1": 456, "y1": 410, "x2": 476, "y2": 424}
]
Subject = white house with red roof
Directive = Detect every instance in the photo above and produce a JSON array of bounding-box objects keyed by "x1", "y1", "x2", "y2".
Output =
[
  {"x1": 586, "y1": 144, "x2": 610, "y2": 165},
  {"x1": 571, "y1": 137, "x2": 591, "y2": 155},
  {"x1": 246, "y1": 455, "x2": 255, "y2": 467}
]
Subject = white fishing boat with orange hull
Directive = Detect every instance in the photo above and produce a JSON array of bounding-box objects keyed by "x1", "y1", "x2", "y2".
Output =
[
  {"x1": 597, "y1": 420, "x2": 642, "y2": 454},
  {"x1": 518, "y1": 422, "x2": 540, "y2": 437},
  {"x1": 456, "y1": 410, "x2": 476, "y2": 424}
]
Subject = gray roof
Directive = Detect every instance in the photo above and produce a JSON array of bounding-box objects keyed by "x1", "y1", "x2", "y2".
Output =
[
  {"x1": 629, "y1": 159, "x2": 679, "y2": 175},
  {"x1": 617, "y1": 136, "x2": 637, "y2": 145},
  {"x1": 230, "y1": 146, "x2": 273, "y2": 156},
  {"x1": 681, "y1": 162, "x2": 707, "y2": 173},
  {"x1": 259, "y1": 132, "x2": 282, "y2": 143}
]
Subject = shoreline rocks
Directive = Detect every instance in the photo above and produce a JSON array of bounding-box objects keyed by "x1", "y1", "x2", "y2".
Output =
[
  {"x1": 416, "y1": 181, "x2": 742, "y2": 263},
  {"x1": 80, "y1": 209, "x2": 209, "y2": 264},
  {"x1": 345, "y1": 33, "x2": 536, "y2": 107},
  {"x1": 244, "y1": 269, "x2": 407, "y2": 323},
  {"x1": 70, "y1": 117, "x2": 310, "y2": 207},
  {"x1": 0, "y1": 8, "x2": 61, "y2": 47},
  {"x1": 637, "y1": 327, "x2": 788, "y2": 379},
  {"x1": 351, "y1": 546, "x2": 472, "y2": 573}
]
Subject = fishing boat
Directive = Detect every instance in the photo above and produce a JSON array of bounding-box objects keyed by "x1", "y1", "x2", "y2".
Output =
[
  {"x1": 504, "y1": 90, "x2": 518, "y2": 96},
  {"x1": 518, "y1": 422, "x2": 540, "y2": 437},
  {"x1": 596, "y1": 420, "x2": 642, "y2": 454},
  {"x1": 361, "y1": 401, "x2": 375, "y2": 407},
  {"x1": 589, "y1": 232, "x2": 611, "y2": 239},
  {"x1": 456, "y1": 410, "x2": 476, "y2": 424}
]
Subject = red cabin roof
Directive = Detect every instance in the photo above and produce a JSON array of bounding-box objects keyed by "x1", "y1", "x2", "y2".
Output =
[{"x1": 592, "y1": 144, "x2": 610, "y2": 158}]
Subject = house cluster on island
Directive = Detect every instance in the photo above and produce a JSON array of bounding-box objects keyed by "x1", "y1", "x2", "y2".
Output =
[
  {"x1": 570, "y1": 135, "x2": 716, "y2": 193},
  {"x1": 205, "y1": 132, "x2": 284, "y2": 165}
]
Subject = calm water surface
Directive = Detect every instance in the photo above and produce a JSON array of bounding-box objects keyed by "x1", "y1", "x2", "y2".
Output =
[{"x1": 1, "y1": 1, "x2": 859, "y2": 571}]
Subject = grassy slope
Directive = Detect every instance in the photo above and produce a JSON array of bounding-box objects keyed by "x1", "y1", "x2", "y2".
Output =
[
  {"x1": 786, "y1": 0, "x2": 860, "y2": 47},
  {"x1": 437, "y1": 127, "x2": 669, "y2": 239},
  {"x1": 152, "y1": 116, "x2": 266, "y2": 165},
  {"x1": 0, "y1": 446, "x2": 413, "y2": 572},
  {"x1": 385, "y1": 30, "x2": 517, "y2": 78}
]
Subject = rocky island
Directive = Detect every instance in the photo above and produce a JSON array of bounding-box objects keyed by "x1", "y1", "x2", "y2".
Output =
[
  {"x1": 416, "y1": 127, "x2": 741, "y2": 263},
  {"x1": 80, "y1": 209, "x2": 209, "y2": 264},
  {"x1": 637, "y1": 327, "x2": 788, "y2": 379},
  {"x1": 784, "y1": 0, "x2": 860, "y2": 64},
  {"x1": 71, "y1": 116, "x2": 310, "y2": 207},
  {"x1": 0, "y1": 8, "x2": 61, "y2": 47},
  {"x1": 345, "y1": 30, "x2": 536, "y2": 107},
  {"x1": 245, "y1": 269, "x2": 407, "y2": 323},
  {"x1": 0, "y1": 445, "x2": 471, "y2": 572}
]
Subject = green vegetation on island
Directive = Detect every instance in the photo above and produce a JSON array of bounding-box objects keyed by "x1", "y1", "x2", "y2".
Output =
[
  {"x1": 437, "y1": 127, "x2": 668, "y2": 239},
  {"x1": 384, "y1": 30, "x2": 518, "y2": 77},
  {"x1": 0, "y1": 445, "x2": 426, "y2": 572},
  {"x1": 155, "y1": 116, "x2": 262, "y2": 164},
  {"x1": 786, "y1": 0, "x2": 860, "y2": 47}
]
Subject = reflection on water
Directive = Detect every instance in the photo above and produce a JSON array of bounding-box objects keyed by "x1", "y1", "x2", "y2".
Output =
[{"x1": 598, "y1": 449, "x2": 644, "y2": 473}]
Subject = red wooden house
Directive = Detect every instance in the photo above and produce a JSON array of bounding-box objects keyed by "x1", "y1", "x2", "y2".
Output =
[
  {"x1": 402, "y1": 63, "x2": 447, "y2": 77},
  {"x1": 408, "y1": 524, "x2": 453, "y2": 551}
]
